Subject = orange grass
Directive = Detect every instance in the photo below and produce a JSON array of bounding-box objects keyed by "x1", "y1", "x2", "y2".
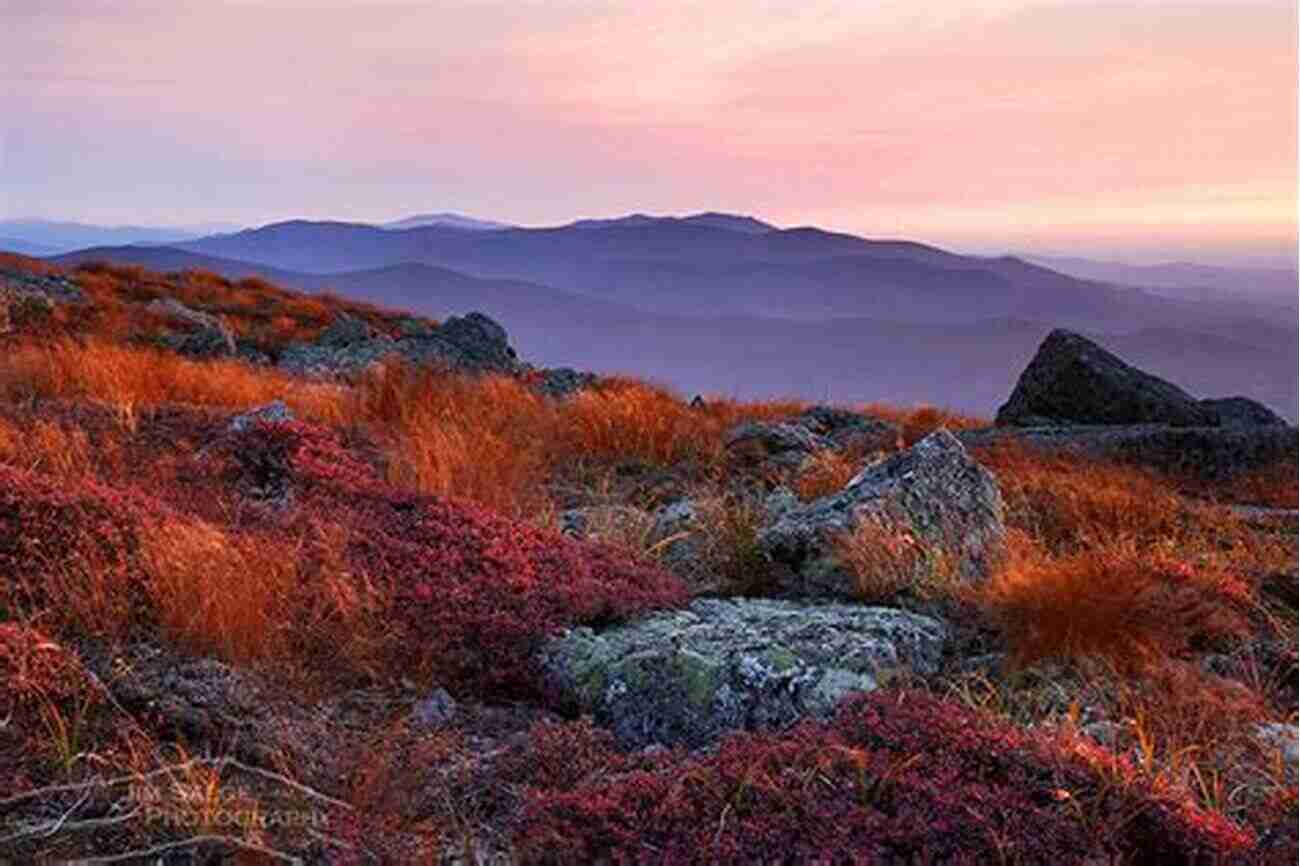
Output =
[
  {"x1": 980, "y1": 531, "x2": 1252, "y2": 671},
  {"x1": 0, "y1": 338, "x2": 348, "y2": 426},
  {"x1": 859, "y1": 402, "x2": 987, "y2": 446},
  {"x1": 971, "y1": 441, "x2": 1282, "y2": 559}
]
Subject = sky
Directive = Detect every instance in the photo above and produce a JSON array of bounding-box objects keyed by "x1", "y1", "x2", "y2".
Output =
[{"x1": 3, "y1": 0, "x2": 1296, "y2": 264}]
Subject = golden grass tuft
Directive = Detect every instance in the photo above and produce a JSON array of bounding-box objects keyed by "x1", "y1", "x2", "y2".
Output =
[
  {"x1": 833, "y1": 511, "x2": 960, "y2": 604},
  {"x1": 860, "y1": 402, "x2": 987, "y2": 446},
  {"x1": 139, "y1": 518, "x2": 299, "y2": 665},
  {"x1": 979, "y1": 531, "x2": 1251, "y2": 671},
  {"x1": 0, "y1": 415, "x2": 93, "y2": 477},
  {"x1": 0, "y1": 338, "x2": 348, "y2": 425}
]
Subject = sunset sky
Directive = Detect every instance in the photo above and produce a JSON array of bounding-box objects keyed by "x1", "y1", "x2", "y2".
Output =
[{"x1": 5, "y1": 0, "x2": 1296, "y2": 263}]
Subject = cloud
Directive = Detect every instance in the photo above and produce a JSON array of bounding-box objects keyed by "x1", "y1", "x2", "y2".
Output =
[{"x1": 1, "y1": 0, "x2": 1293, "y2": 254}]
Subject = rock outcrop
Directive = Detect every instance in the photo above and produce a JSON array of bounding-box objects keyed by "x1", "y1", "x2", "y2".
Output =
[
  {"x1": 984, "y1": 329, "x2": 1297, "y2": 478},
  {"x1": 277, "y1": 310, "x2": 522, "y2": 378},
  {"x1": 0, "y1": 268, "x2": 85, "y2": 335},
  {"x1": 145, "y1": 297, "x2": 238, "y2": 358},
  {"x1": 725, "y1": 406, "x2": 901, "y2": 472},
  {"x1": 996, "y1": 329, "x2": 1216, "y2": 427},
  {"x1": 958, "y1": 423, "x2": 1298, "y2": 481},
  {"x1": 227, "y1": 400, "x2": 294, "y2": 434},
  {"x1": 794, "y1": 405, "x2": 902, "y2": 452},
  {"x1": 1200, "y1": 396, "x2": 1289, "y2": 428},
  {"x1": 540, "y1": 597, "x2": 947, "y2": 749},
  {"x1": 759, "y1": 429, "x2": 1006, "y2": 599},
  {"x1": 532, "y1": 367, "x2": 598, "y2": 398}
]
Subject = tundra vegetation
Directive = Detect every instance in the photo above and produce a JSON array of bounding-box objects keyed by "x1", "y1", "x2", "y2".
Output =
[{"x1": 0, "y1": 251, "x2": 1295, "y2": 864}]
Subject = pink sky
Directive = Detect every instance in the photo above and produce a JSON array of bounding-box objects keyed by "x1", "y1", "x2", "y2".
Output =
[{"x1": 4, "y1": 1, "x2": 1296, "y2": 262}]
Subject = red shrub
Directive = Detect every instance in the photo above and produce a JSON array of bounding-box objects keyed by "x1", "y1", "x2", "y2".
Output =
[
  {"x1": 513, "y1": 690, "x2": 1257, "y2": 865},
  {"x1": 0, "y1": 464, "x2": 158, "y2": 635},
  {"x1": 223, "y1": 419, "x2": 691, "y2": 700}
]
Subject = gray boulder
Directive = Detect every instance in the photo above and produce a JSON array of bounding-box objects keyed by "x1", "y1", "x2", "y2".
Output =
[
  {"x1": 759, "y1": 429, "x2": 1006, "y2": 599},
  {"x1": 278, "y1": 310, "x2": 521, "y2": 378},
  {"x1": 398, "y1": 311, "x2": 521, "y2": 374},
  {"x1": 1255, "y1": 723, "x2": 1298, "y2": 784},
  {"x1": 559, "y1": 505, "x2": 651, "y2": 542},
  {"x1": 146, "y1": 297, "x2": 237, "y2": 358},
  {"x1": 648, "y1": 499, "x2": 710, "y2": 587},
  {"x1": 540, "y1": 597, "x2": 947, "y2": 749},
  {"x1": 316, "y1": 312, "x2": 381, "y2": 347},
  {"x1": 957, "y1": 423, "x2": 1297, "y2": 481},
  {"x1": 411, "y1": 688, "x2": 457, "y2": 729},
  {"x1": 0, "y1": 269, "x2": 86, "y2": 334},
  {"x1": 725, "y1": 421, "x2": 828, "y2": 469},
  {"x1": 533, "y1": 367, "x2": 598, "y2": 398},
  {"x1": 1200, "y1": 396, "x2": 1289, "y2": 428},
  {"x1": 996, "y1": 329, "x2": 1215, "y2": 427},
  {"x1": 795, "y1": 406, "x2": 901, "y2": 452},
  {"x1": 227, "y1": 400, "x2": 294, "y2": 434}
]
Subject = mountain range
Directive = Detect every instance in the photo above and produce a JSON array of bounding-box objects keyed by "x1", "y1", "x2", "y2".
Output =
[{"x1": 44, "y1": 209, "x2": 1297, "y2": 422}]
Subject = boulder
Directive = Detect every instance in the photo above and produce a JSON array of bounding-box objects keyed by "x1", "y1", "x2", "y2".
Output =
[
  {"x1": 534, "y1": 367, "x2": 598, "y2": 398},
  {"x1": 725, "y1": 421, "x2": 828, "y2": 469},
  {"x1": 277, "y1": 314, "x2": 395, "y2": 377},
  {"x1": 1255, "y1": 723, "x2": 1299, "y2": 784},
  {"x1": 146, "y1": 297, "x2": 237, "y2": 358},
  {"x1": 397, "y1": 311, "x2": 521, "y2": 374},
  {"x1": 559, "y1": 505, "x2": 652, "y2": 542},
  {"x1": 316, "y1": 311, "x2": 381, "y2": 347},
  {"x1": 996, "y1": 329, "x2": 1216, "y2": 427},
  {"x1": 411, "y1": 688, "x2": 457, "y2": 729},
  {"x1": 759, "y1": 429, "x2": 1006, "y2": 599},
  {"x1": 957, "y1": 424, "x2": 1298, "y2": 481},
  {"x1": 647, "y1": 499, "x2": 710, "y2": 586},
  {"x1": 1200, "y1": 396, "x2": 1289, "y2": 428},
  {"x1": 278, "y1": 310, "x2": 521, "y2": 378},
  {"x1": 227, "y1": 400, "x2": 294, "y2": 434},
  {"x1": 540, "y1": 597, "x2": 947, "y2": 749},
  {"x1": 795, "y1": 406, "x2": 902, "y2": 452}
]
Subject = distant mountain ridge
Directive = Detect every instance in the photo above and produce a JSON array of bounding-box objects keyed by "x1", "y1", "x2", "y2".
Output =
[
  {"x1": 0, "y1": 219, "x2": 242, "y2": 254},
  {"x1": 566, "y1": 212, "x2": 776, "y2": 233},
  {"x1": 382, "y1": 212, "x2": 513, "y2": 231},
  {"x1": 44, "y1": 243, "x2": 1298, "y2": 422},
  {"x1": 1025, "y1": 254, "x2": 1298, "y2": 309},
  {"x1": 167, "y1": 216, "x2": 1281, "y2": 336}
]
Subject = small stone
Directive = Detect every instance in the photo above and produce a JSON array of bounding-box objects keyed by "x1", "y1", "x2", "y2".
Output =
[
  {"x1": 412, "y1": 688, "x2": 457, "y2": 728},
  {"x1": 227, "y1": 400, "x2": 294, "y2": 434}
]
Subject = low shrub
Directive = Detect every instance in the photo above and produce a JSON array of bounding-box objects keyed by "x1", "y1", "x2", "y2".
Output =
[
  {"x1": 0, "y1": 464, "x2": 155, "y2": 637},
  {"x1": 513, "y1": 689, "x2": 1256, "y2": 865}
]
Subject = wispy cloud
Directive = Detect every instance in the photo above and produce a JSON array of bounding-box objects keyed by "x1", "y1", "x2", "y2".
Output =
[{"x1": 3, "y1": 0, "x2": 1293, "y2": 257}]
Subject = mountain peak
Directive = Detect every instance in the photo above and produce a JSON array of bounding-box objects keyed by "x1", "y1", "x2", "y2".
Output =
[{"x1": 382, "y1": 212, "x2": 513, "y2": 231}]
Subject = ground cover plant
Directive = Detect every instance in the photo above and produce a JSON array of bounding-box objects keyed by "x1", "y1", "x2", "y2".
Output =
[{"x1": 0, "y1": 255, "x2": 1294, "y2": 864}]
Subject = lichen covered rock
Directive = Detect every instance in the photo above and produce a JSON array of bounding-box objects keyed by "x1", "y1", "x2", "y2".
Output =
[{"x1": 540, "y1": 597, "x2": 947, "y2": 748}]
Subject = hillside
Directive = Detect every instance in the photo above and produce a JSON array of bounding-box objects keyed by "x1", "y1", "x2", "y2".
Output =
[{"x1": 0, "y1": 252, "x2": 1295, "y2": 864}]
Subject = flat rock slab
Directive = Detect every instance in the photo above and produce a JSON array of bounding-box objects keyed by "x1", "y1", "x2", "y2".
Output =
[
  {"x1": 957, "y1": 424, "x2": 1297, "y2": 481},
  {"x1": 540, "y1": 597, "x2": 947, "y2": 749}
]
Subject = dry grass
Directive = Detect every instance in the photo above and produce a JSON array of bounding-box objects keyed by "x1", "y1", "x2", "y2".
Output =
[
  {"x1": 347, "y1": 362, "x2": 555, "y2": 516},
  {"x1": 793, "y1": 447, "x2": 865, "y2": 501},
  {"x1": 139, "y1": 518, "x2": 300, "y2": 666},
  {"x1": 833, "y1": 511, "x2": 961, "y2": 604},
  {"x1": 0, "y1": 338, "x2": 348, "y2": 427},
  {"x1": 0, "y1": 415, "x2": 93, "y2": 477},
  {"x1": 980, "y1": 531, "x2": 1252, "y2": 671},
  {"x1": 859, "y1": 402, "x2": 987, "y2": 446}
]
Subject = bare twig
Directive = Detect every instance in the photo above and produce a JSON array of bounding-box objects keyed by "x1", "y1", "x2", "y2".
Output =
[
  {"x1": 62, "y1": 833, "x2": 304, "y2": 865},
  {"x1": 0, "y1": 756, "x2": 351, "y2": 811}
]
